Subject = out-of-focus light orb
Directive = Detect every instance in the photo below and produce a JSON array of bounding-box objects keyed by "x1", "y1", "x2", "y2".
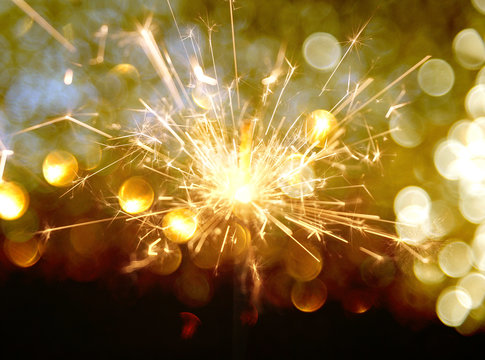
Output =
[
  {"x1": 278, "y1": 154, "x2": 315, "y2": 198},
  {"x1": 0, "y1": 181, "x2": 29, "y2": 221},
  {"x1": 3, "y1": 237, "x2": 41, "y2": 268},
  {"x1": 118, "y1": 176, "x2": 154, "y2": 214},
  {"x1": 284, "y1": 235, "x2": 322, "y2": 281},
  {"x1": 472, "y1": 0, "x2": 485, "y2": 14},
  {"x1": 472, "y1": 224, "x2": 485, "y2": 270},
  {"x1": 394, "y1": 186, "x2": 431, "y2": 244},
  {"x1": 434, "y1": 139, "x2": 466, "y2": 180},
  {"x1": 162, "y1": 208, "x2": 197, "y2": 244},
  {"x1": 453, "y1": 28, "x2": 485, "y2": 70},
  {"x1": 74, "y1": 143, "x2": 102, "y2": 171},
  {"x1": 343, "y1": 290, "x2": 373, "y2": 314},
  {"x1": 395, "y1": 221, "x2": 427, "y2": 245},
  {"x1": 413, "y1": 260, "x2": 445, "y2": 285},
  {"x1": 436, "y1": 287, "x2": 472, "y2": 327},
  {"x1": 176, "y1": 268, "x2": 213, "y2": 307},
  {"x1": 465, "y1": 84, "x2": 485, "y2": 119},
  {"x1": 221, "y1": 222, "x2": 250, "y2": 261},
  {"x1": 70, "y1": 220, "x2": 103, "y2": 257},
  {"x1": 458, "y1": 272, "x2": 485, "y2": 309},
  {"x1": 460, "y1": 192, "x2": 485, "y2": 223},
  {"x1": 389, "y1": 111, "x2": 423, "y2": 148},
  {"x1": 394, "y1": 186, "x2": 430, "y2": 224},
  {"x1": 150, "y1": 241, "x2": 183, "y2": 275},
  {"x1": 42, "y1": 150, "x2": 79, "y2": 187},
  {"x1": 306, "y1": 109, "x2": 337, "y2": 147},
  {"x1": 477, "y1": 66, "x2": 485, "y2": 85},
  {"x1": 424, "y1": 201, "x2": 456, "y2": 238},
  {"x1": 438, "y1": 241, "x2": 473, "y2": 278},
  {"x1": 291, "y1": 278, "x2": 327, "y2": 313},
  {"x1": 303, "y1": 32, "x2": 341, "y2": 71},
  {"x1": 418, "y1": 59, "x2": 454, "y2": 96}
]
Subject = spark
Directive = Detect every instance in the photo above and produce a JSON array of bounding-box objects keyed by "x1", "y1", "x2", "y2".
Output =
[{"x1": 11, "y1": 0, "x2": 76, "y2": 53}]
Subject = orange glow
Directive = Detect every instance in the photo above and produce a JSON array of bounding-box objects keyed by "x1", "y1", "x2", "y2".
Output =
[
  {"x1": 162, "y1": 208, "x2": 197, "y2": 243},
  {"x1": 3, "y1": 237, "x2": 42, "y2": 268},
  {"x1": 42, "y1": 150, "x2": 79, "y2": 187},
  {"x1": 0, "y1": 181, "x2": 29, "y2": 220},
  {"x1": 291, "y1": 278, "x2": 328, "y2": 312},
  {"x1": 118, "y1": 176, "x2": 154, "y2": 214},
  {"x1": 284, "y1": 233, "x2": 322, "y2": 281}
]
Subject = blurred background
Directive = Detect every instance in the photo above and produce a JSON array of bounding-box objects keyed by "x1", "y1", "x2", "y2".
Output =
[{"x1": 1, "y1": 0, "x2": 485, "y2": 357}]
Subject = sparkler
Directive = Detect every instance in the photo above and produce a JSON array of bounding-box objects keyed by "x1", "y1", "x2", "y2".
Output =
[{"x1": 2, "y1": 0, "x2": 431, "y2": 314}]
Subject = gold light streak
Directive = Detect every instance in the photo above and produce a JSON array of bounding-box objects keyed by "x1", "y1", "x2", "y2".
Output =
[
  {"x1": 90, "y1": 24, "x2": 109, "y2": 65},
  {"x1": 11, "y1": 0, "x2": 76, "y2": 53}
]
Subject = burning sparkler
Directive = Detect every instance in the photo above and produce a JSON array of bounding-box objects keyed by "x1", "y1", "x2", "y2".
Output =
[{"x1": 2, "y1": 0, "x2": 432, "y2": 314}]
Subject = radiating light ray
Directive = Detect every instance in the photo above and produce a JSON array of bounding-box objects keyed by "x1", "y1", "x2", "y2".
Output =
[
  {"x1": 11, "y1": 0, "x2": 76, "y2": 53},
  {"x1": 11, "y1": 114, "x2": 111, "y2": 139}
]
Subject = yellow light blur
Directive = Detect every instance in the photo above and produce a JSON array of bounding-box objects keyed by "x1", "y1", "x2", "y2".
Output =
[
  {"x1": 472, "y1": 225, "x2": 485, "y2": 270},
  {"x1": 285, "y1": 234, "x2": 322, "y2": 281},
  {"x1": 70, "y1": 220, "x2": 103, "y2": 256},
  {"x1": 118, "y1": 176, "x2": 154, "y2": 214},
  {"x1": 192, "y1": 223, "x2": 250, "y2": 268},
  {"x1": 303, "y1": 32, "x2": 341, "y2": 71},
  {"x1": 465, "y1": 84, "x2": 485, "y2": 119},
  {"x1": 413, "y1": 259, "x2": 445, "y2": 285},
  {"x1": 0, "y1": 181, "x2": 29, "y2": 221},
  {"x1": 436, "y1": 287, "x2": 472, "y2": 327},
  {"x1": 306, "y1": 109, "x2": 337, "y2": 147},
  {"x1": 175, "y1": 268, "x2": 213, "y2": 307},
  {"x1": 438, "y1": 240, "x2": 473, "y2": 278},
  {"x1": 472, "y1": 0, "x2": 485, "y2": 14},
  {"x1": 42, "y1": 150, "x2": 79, "y2": 187},
  {"x1": 389, "y1": 111, "x2": 424, "y2": 148},
  {"x1": 278, "y1": 154, "x2": 315, "y2": 198},
  {"x1": 150, "y1": 241, "x2": 183, "y2": 275},
  {"x1": 3, "y1": 237, "x2": 41, "y2": 268},
  {"x1": 458, "y1": 272, "x2": 485, "y2": 309},
  {"x1": 291, "y1": 278, "x2": 327, "y2": 313},
  {"x1": 453, "y1": 28, "x2": 485, "y2": 70},
  {"x1": 394, "y1": 186, "x2": 430, "y2": 244},
  {"x1": 417, "y1": 58, "x2": 454, "y2": 96},
  {"x1": 162, "y1": 208, "x2": 197, "y2": 244}
]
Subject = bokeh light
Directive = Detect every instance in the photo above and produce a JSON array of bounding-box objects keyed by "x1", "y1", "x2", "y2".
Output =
[
  {"x1": 42, "y1": 150, "x2": 79, "y2": 187},
  {"x1": 0, "y1": 181, "x2": 29, "y2": 220},
  {"x1": 436, "y1": 287, "x2": 472, "y2": 327},
  {"x1": 291, "y1": 278, "x2": 327, "y2": 313},
  {"x1": 162, "y1": 208, "x2": 197, "y2": 244},
  {"x1": 438, "y1": 241, "x2": 473, "y2": 278},
  {"x1": 453, "y1": 28, "x2": 485, "y2": 70},
  {"x1": 417, "y1": 59, "x2": 454, "y2": 96},
  {"x1": 118, "y1": 176, "x2": 154, "y2": 214},
  {"x1": 302, "y1": 32, "x2": 341, "y2": 71}
]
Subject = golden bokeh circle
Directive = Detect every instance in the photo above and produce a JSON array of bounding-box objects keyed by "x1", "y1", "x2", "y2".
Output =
[
  {"x1": 291, "y1": 278, "x2": 327, "y2": 313},
  {"x1": 118, "y1": 176, "x2": 154, "y2": 214},
  {"x1": 0, "y1": 181, "x2": 29, "y2": 221},
  {"x1": 42, "y1": 150, "x2": 79, "y2": 187},
  {"x1": 162, "y1": 208, "x2": 197, "y2": 244}
]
